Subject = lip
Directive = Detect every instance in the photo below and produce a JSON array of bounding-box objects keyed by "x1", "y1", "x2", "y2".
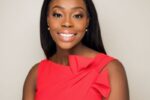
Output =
[
  {"x1": 59, "y1": 30, "x2": 76, "y2": 34},
  {"x1": 58, "y1": 32, "x2": 77, "y2": 36},
  {"x1": 57, "y1": 31, "x2": 77, "y2": 42}
]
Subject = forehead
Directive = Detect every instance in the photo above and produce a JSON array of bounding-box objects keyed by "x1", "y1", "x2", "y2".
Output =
[{"x1": 49, "y1": 0, "x2": 87, "y2": 10}]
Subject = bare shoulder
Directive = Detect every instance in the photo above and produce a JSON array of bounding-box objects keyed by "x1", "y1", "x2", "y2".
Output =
[
  {"x1": 27, "y1": 63, "x2": 39, "y2": 78},
  {"x1": 22, "y1": 63, "x2": 39, "y2": 100},
  {"x1": 25, "y1": 63, "x2": 39, "y2": 84},
  {"x1": 106, "y1": 59, "x2": 126, "y2": 76},
  {"x1": 105, "y1": 59, "x2": 129, "y2": 100},
  {"x1": 24, "y1": 63, "x2": 39, "y2": 89}
]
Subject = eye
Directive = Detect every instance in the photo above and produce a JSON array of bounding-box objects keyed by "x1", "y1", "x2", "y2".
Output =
[
  {"x1": 52, "y1": 13, "x2": 62, "y2": 18},
  {"x1": 73, "y1": 14, "x2": 83, "y2": 19}
]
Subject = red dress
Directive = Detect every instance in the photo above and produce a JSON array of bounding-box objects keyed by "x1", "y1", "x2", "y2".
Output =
[{"x1": 35, "y1": 53, "x2": 115, "y2": 100}]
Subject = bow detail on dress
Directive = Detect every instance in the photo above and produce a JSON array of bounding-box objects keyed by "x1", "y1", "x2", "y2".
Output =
[
  {"x1": 69, "y1": 53, "x2": 112, "y2": 98},
  {"x1": 69, "y1": 55, "x2": 94, "y2": 74}
]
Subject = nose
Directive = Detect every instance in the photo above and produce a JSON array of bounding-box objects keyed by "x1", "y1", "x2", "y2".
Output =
[{"x1": 61, "y1": 16, "x2": 73, "y2": 28}]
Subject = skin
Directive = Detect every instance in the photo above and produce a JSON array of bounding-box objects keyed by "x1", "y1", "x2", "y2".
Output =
[{"x1": 22, "y1": 0, "x2": 129, "y2": 100}]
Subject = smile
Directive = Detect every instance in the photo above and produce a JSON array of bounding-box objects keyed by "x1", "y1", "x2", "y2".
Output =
[
  {"x1": 59, "y1": 33, "x2": 76, "y2": 37},
  {"x1": 57, "y1": 32, "x2": 77, "y2": 42}
]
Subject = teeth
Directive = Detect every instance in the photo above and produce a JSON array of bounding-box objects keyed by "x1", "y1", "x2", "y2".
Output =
[{"x1": 59, "y1": 33, "x2": 74, "y2": 37}]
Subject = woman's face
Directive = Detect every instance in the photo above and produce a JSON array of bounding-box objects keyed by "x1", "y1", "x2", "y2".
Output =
[{"x1": 47, "y1": 0, "x2": 89, "y2": 50}]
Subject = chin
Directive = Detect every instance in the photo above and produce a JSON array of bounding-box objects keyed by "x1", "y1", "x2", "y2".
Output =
[{"x1": 57, "y1": 43, "x2": 76, "y2": 50}]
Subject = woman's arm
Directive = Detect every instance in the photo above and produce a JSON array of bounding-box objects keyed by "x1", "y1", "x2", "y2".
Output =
[
  {"x1": 22, "y1": 63, "x2": 38, "y2": 100},
  {"x1": 106, "y1": 60, "x2": 129, "y2": 100}
]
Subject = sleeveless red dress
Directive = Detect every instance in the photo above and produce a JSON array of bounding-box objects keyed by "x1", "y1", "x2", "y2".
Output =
[{"x1": 35, "y1": 53, "x2": 115, "y2": 100}]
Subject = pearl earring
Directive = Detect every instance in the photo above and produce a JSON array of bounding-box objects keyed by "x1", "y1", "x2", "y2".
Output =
[
  {"x1": 47, "y1": 23, "x2": 50, "y2": 30},
  {"x1": 85, "y1": 28, "x2": 88, "y2": 32}
]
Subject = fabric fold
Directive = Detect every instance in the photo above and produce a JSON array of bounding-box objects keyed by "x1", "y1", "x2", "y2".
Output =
[
  {"x1": 92, "y1": 70, "x2": 110, "y2": 98},
  {"x1": 69, "y1": 55, "x2": 94, "y2": 74}
]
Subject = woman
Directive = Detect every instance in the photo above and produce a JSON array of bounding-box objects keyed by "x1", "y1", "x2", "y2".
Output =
[{"x1": 22, "y1": 0, "x2": 129, "y2": 100}]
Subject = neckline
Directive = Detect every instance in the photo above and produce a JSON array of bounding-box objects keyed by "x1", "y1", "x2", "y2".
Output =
[{"x1": 46, "y1": 53, "x2": 104, "y2": 69}]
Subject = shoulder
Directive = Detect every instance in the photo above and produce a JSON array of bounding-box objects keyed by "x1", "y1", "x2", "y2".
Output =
[
  {"x1": 105, "y1": 59, "x2": 129, "y2": 100},
  {"x1": 102, "y1": 58, "x2": 127, "y2": 82},
  {"x1": 28, "y1": 63, "x2": 39, "y2": 79},
  {"x1": 26, "y1": 59, "x2": 47, "y2": 81},
  {"x1": 22, "y1": 63, "x2": 40, "y2": 100},
  {"x1": 23, "y1": 63, "x2": 39, "y2": 89},
  {"x1": 106, "y1": 59, "x2": 126, "y2": 78},
  {"x1": 29, "y1": 63, "x2": 39, "y2": 73},
  {"x1": 25, "y1": 59, "x2": 48, "y2": 82},
  {"x1": 23, "y1": 58, "x2": 48, "y2": 87}
]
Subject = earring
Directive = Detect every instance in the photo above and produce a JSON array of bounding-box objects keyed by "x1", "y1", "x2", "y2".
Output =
[
  {"x1": 47, "y1": 23, "x2": 50, "y2": 30},
  {"x1": 85, "y1": 28, "x2": 88, "y2": 32}
]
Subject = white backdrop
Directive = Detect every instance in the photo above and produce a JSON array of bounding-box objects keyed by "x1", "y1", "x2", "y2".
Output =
[{"x1": 0, "y1": 0, "x2": 150, "y2": 100}]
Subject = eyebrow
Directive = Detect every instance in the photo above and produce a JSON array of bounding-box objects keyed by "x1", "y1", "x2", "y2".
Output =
[{"x1": 51, "y1": 5, "x2": 86, "y2": 11}]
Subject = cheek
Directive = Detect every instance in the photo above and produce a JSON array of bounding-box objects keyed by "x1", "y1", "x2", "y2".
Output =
[
  {"x1": 49, "y1": 21, "x2": 59, "y2": 31},
  {"x1": 47, "y1": 19, "x2": 60, "y2": 41},
  {"x1": 48, "y1": 16, "x2": 60, "y2": 31},
  {"x1": 75, "y1": 21, "x2": 87, "y2": 33}
]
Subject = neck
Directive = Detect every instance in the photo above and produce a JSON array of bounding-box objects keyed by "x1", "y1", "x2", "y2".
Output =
[
  {"x1": 56, "y1": 43, "x2": 84, "y2": 56},
  {"x1": 52, "y1": 43, "x2": 85, "y2": 66}
]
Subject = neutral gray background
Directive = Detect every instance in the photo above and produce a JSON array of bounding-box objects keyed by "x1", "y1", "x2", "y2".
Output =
[{"x1": 0, "y1": 0, "x2": 150, "y2": 100}]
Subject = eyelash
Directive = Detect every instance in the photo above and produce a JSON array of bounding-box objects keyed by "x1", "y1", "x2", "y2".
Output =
[
  {"x1": 52, "y1": 13, "x2": 62, "y2": 18},
  {"x1": 52, "y1": 13, "x2": 84, "y2": 19},
  {"x1": 73, "y1": 14, "x2": 83, "y2": 19}
]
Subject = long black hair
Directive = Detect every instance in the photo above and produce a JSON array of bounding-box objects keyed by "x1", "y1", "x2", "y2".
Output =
[{"x1": 40, "y1": 0, "x2": 106, "y2": 59}]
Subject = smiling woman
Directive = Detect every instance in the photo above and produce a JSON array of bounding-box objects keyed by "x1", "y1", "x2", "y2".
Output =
[
  {"x1": 47, "y1": 0, "x2": 89, "y2": 50},
  {"x1": 22, "y1": 0, "x2": 129, "y2": 100}
]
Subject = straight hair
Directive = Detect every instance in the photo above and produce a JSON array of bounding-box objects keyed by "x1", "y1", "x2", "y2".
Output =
[{"x1": 40, "y1": 0, "x2": 106, "y2": 59}]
